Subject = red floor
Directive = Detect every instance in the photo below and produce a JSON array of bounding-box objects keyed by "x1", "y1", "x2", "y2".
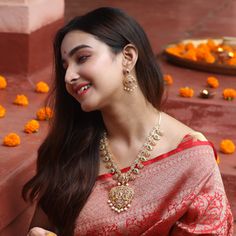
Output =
[{"x1": 0, "y1": 0, "x2": 235, "y2": 234}]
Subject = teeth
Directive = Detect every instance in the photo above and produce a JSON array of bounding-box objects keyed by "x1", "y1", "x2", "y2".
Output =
[{"x1": 79, "y1": 84, "x2": 91, "y2": 92}]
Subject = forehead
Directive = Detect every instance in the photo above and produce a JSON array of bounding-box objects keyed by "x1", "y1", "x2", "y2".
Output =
[{"x1": 61, "y1": 30, "x2": 102, "y2": 57}]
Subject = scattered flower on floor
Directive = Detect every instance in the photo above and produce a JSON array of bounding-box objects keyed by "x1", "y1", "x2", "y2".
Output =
[
  {"x1": 220, "y1": 139, "x2": 235, "y2": 154},
  {"x1": 179, "y1": 87, "x2": 194, "y2": 97},
  {"x1": 24, "y1": 119, "x2": 40, "y2": 133},
  {"x1": 0, "y1": 75, "x2": 7, "y2": 89},
  {"x1": 0, "y1": 105, "x2": 6, "y2": 118},
  {"x1": 36, "y1": 107, "x2": 53, "y2": 120},
  {"x1": 163, "y1": 74, "x2": 173, "y2": 85},
  {"x1": 222, "y1": 88, "x2": 236, "y2": 100},
  {"x1": 35, "y1": 81, "x2": 49, "y2": 93},
  {"x1": 3, "y1": 133, "x2": 20, "y2": 147},
  {"x1": 14, "y1": 94, "x2": 29, "y2": 106},
  {"x1": 207, "y1": 76, "x2": 219, "y2": 88}
]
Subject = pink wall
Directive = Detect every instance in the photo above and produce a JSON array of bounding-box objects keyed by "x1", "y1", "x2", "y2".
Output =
[{"x1": 0, "y1": 0, "x2": 64, "y2": 33}]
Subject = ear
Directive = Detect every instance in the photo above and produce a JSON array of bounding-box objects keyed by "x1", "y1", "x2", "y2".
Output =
[{"x1": 122, "y1": 44, "x2": 138, "y2": 72}]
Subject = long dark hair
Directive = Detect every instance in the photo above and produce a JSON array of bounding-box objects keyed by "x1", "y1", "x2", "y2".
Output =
[{"x1": 22, "y1": 7, "x2": 164, "y2": 236}]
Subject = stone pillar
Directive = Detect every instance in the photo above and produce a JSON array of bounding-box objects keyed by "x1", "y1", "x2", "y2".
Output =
[{"x1": 0, "y1": 0, "x2": 64, "y2": 75}]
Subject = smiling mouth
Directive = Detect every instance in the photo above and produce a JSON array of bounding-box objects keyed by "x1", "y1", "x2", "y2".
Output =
[
  {"x1": 75, "y1": 83, "x2": 92, "y2": 96},
  {"x1": 79, "y1": 84, "x2": 91, "y2": 92}
]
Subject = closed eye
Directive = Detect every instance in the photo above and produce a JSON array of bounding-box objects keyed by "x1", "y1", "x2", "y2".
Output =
[{"x1": 76, "y1": 55, "x2": 90, "y2": 64}]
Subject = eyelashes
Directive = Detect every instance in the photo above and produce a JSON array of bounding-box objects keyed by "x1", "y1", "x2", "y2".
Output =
[
  {"x1": 61, "y1": 53, "x2": 91, "y2": 69},
  {"x1": 76, "y1": 55, "x2": 90, "y2": 64}
]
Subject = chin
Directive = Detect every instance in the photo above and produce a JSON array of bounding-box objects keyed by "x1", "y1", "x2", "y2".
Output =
[{"x1": 80, "y1": 103, "x2": 97, "y2": 112}]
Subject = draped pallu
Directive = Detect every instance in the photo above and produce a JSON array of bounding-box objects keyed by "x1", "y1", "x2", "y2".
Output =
[{"x1": 75, "y1": 135, "x2": 233, "y2": 235}]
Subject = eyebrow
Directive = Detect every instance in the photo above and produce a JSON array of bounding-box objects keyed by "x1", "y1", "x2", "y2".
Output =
[{"x1": 68, "y1": 44, "x2": 92, "y2": 57}]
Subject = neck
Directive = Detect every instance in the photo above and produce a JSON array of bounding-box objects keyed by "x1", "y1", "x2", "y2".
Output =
[{"x1": 100, "y1": 96, "x2": 160, "y2": 145}]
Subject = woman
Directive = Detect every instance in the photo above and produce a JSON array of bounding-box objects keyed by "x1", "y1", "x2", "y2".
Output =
[{"x1": 24, "y1": 7, "x2": 233, "y2": 236}]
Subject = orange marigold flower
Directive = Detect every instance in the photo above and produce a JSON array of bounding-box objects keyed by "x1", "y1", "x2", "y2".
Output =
[
  {"x1": 0, "y1": 105, "x2": 6, "y2": 118},
  {"x1": 179, "y1": 87, "x2": 194, "y2": 98},
  {"x1": 207, "y1": 76, "x2": 219, "y2": 88},
  {"x1": 196, "y1": 48, "x2": 210, "y2": 61},
  {"x1": 216, "y1": 155, "x2": 220, "y2": 164},
  {"x1": 222, "y1": 88, "x2": 236, "y2": 100},
  {"x1": 3, "y1": 133, "x2": 20, "y2": 147},
  {"x1": 182, "y1": 49, "x2": 197, "y2": 61},
  {"x1": 207, "y1": 39, "x2": 217, "y2": 50},
  {"x1": 14, "y1": 94, "x2": 29, "y2": 106},
  {"x1": 36, "y1": 107, "x2": 53, "y2": 121},
  {"x1": 163, "y1": 74, "x2": 173, "y2": 85},
  {"x1": 185, "y1": 42, "x2": 195, "y2": 51},
  {"x1": 204, "y1": 52, "x2": 215, "y2": 63},
  {"x1": 24, "y1": 119, "x2": 40, "y2": 133},
  {"x1": 35, "y1": 81, "x2": 49, "y2": 93},
  {"x1": 0, "y1": 75, "x2": 7, "y2": 89},
  {"x1": 220, "y1": 139, "x2": 235, "y2": 154},
  {"x1": 197, "y1": 43, "x2": 210, "y2": 52},
  {"x1": 176, "y1": 43, "x2": 185, "y2": 51},
  {"x1": 165, "y1": 47, "x2": 181, "y2": 57}
]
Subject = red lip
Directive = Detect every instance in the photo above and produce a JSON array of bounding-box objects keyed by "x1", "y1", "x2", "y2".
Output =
[
  {"x1": 72, "y1": 82, "x2": 91, "y2": 97},
  {"x1": 72, "y1": 82, "x2": 90, "y2": 94}
]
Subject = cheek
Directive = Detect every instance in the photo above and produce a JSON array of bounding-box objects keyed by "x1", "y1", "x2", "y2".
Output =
[
  {"x1": 81, "y1": 54, "x2": 119, "y2": 77},
  {"x1": 65, "y1": 84, "x2": 74, "y2": 96}
]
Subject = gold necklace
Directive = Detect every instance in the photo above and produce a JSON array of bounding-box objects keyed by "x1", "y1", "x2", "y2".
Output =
[{"x1": 99, "y1": 113, "x2": 163, "y2": 213}]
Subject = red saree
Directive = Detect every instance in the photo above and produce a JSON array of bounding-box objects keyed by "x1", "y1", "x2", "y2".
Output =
[{"x1": 75, "y1": 135, "x2": 234, "y2": 235}]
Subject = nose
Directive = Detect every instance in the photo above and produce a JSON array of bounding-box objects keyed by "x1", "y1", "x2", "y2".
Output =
[{"x1": 65, "y1": 66, "x2": 80, "y2": 85}]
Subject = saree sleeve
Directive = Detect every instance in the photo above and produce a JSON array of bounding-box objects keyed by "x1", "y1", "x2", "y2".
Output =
[{"x1": 171, "y1": 132, "x2": 234, "y2": 235}]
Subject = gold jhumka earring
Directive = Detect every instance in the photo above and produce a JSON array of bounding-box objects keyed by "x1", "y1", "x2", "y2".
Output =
[{"x1": 123, "y1": 69, "x2": 137, "y2": 92}]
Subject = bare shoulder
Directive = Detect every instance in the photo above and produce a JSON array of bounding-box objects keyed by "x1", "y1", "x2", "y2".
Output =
[{"x1": 160, "y1": 112, "x2": 207, "y2": 149}]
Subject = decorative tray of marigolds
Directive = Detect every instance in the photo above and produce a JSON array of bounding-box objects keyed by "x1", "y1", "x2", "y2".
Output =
[{"x1": 163, "y1": 37, "x2": 236, "y2": 75}]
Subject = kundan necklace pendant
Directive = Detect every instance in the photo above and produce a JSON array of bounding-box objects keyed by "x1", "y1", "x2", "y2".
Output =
[
  {"x1": 108, "y1": 183, "x2": 134, "y2": 213},
  {"x1": 100, "y1": 112, "x2": 163, "y2": 213}
]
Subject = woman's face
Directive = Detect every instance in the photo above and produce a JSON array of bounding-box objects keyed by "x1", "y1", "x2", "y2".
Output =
[{"x1": 61, "y1": 30, "x2": 124, "y2": 112}]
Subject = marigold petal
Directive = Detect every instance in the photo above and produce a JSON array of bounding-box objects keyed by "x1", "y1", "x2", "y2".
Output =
[
  {"x1": 220, "y1": 139, "x2": 235, "y2": 154},
  {"x1": 0, "y1": 105, "x2": 6, "y2": 118},
  {"x1": 24, "y1": 119, "x2": 40, "y2": 133},
  {"x1": 35, "y1": 81, "x2": 49, "y2": 93},
  {"x1": 179, "y1": 87, "x2": 194, "y2": 97},
  {"x1": 36, "y1": 107, "x2": 53, "y2": 121},
  {"x1": 3, "y1": 133, "x2": 20, "y2": 147},
  {"x1": 14, "y1": 94, "x2": 29, "y2": 106},
  {"x1": 0, "y1": 75, "x2": 7, "y2": 89}
]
